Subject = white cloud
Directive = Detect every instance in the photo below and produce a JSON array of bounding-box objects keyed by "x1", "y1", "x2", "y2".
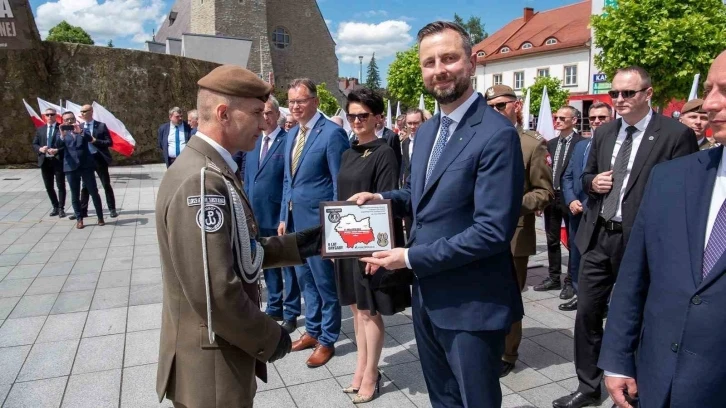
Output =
[
  {"x1": 35, "y1": 0, "x2": 165, "y2": 44},
  {"x1": 354, "y1": 10, "x2": 388, "y2": 19},
  {"x1": 335, "y1": 20, "x2": 413, "y2": 64}
]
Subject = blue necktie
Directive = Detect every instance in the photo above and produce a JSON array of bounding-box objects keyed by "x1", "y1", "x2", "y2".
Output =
[
  {"x1": 582, "y1": 140, "x2": 592, "y2": 172},
  {"x1": 425, "y1": 116, "x2": 454, "y2": 185},
  {"x1": 703, "y1": 198, "x2": 726, "y2": 279},
  {"x1": 175, "y1": 126, "x2": 180, "y2": 157},
  {"x1": 47, "y1": 126, "x2": 53, "y2": 147}
]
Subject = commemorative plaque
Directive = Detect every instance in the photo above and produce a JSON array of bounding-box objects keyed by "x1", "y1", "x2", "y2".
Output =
[{"x1": 320, "y1": 200, "x2": 394, "y2": 259}]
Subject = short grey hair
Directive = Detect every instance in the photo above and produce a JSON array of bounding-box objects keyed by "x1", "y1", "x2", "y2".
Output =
[
  {"x1": 267, "y1": 95, "x2": 280, "y2": 111},
  {"x1": 187, "y1": 109, "x2": 198, "y2": 119},
  {"x1": 169, "y1": 107, "x2": 182, "y2": 116}
]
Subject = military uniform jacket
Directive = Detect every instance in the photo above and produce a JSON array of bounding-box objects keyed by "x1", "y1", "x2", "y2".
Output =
[
  {"x1": 699, "y1": 138, "x2": 715, "y2": 151},
  {"x1": 511, "y1": 126, "x2": 554, "y2": 257},
  {"x1": 155, "y1": 136, "x2": 302, "y2": 408}
]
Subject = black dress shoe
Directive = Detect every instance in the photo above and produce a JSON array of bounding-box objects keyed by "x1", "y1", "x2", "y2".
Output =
[
  {"x1": 59, "y1": 208, "x2": 66, "y2": 218},
  {"x1": 534, "y1": 276, "x2": 562, "y2": 291},
  {"x1": 110, "y1": 209, "x2": 118, "y2": 218},
  {"x1": 500, "y1": 361, "x2": 515, "y2": 377},
  {"x1": 560, "y1": 283, "x2": 575, "y2": 299},
  {"x1": 69, "y1": 214, "x2": 77, "y2": 220},
  {"x1": 552, "y1": 391, "x2": 598, "y2": 408},
  {"x1": 281, "y1": 319, "x2": 297, "y2": 333},
  {"x1": 267, "y1": 314, "x2": 283, "y2": 322},
  {"x1": 49, "y1": 207, "x2": 59, "y2": 216},
  {"x1": 559, "y1": 296, "x2": 578, "y2": 311}
]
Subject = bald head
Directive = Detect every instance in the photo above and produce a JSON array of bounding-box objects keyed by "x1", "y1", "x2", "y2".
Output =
[
  {"x1": 703, "y1": 50, "x2": 726, "y2": 143},
  {"x1": 80, "y1": 104, "x2": 93, "y2": 122}
]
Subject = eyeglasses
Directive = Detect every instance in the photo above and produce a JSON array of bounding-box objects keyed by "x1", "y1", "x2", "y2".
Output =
[
  {"x1": 554, "y1": 116, "x2": 573, "y2": 121},
  {"x1": 44, "y1": 113, "x2": 56, "y2": 117},
  {"x1": 489, "y1": 100, "x2": 515, "y2": 112},
  {"x1": 347, "y1": 113, "x2": 371, "y2": 122},
  {"x1": 63, "y1": 117, "x2": 76, "y2": 124},
  {"x1": 288, "y1": 97, "x2": 315, "y2": 106},
  {"x1": 80, "y1": 110, "x2": 90, "y2": 114},
  {"x1": 608, "y1": 88, "x2": 648, "y2": 99},
  {"x1": 589, "y1": 115, "x2": 609, "y2": 121}
]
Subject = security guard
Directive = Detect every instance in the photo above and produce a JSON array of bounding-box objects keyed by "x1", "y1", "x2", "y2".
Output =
[
  {"x1": 679, "y1": 98, "x2": 716, "y2": 150},
  {"x1": 486, "y1": 84, "x2": 554, "y2": 377},
  {"x1": 155, "y1": 65, "x2": 321, "y2": 408}
]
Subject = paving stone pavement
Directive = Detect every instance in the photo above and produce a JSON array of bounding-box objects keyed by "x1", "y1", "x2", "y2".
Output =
[{"x1": 0, "y1": 164, "x2": 613, "y2": 407}]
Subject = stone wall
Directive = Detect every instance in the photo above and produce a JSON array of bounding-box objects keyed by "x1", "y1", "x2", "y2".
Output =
[{"x1": 0, "y1": 41, "x2": 219, "y2": 166}]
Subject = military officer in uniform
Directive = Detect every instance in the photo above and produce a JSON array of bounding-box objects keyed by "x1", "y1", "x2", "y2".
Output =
[
  {"x1": 679, "y1": 98, "x2": 715, "y2": 150},
  {"x1": 486, "y1": 84, "x2": 554, "y2": 377},
  {"x1": 155, "y1": 65, "x2": 322, "y2": 408}
]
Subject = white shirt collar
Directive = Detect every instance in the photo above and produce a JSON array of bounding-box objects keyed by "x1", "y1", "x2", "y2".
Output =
[
  {"x1": 375, "y1": 127, "x2": 384, "y2": 138},
  {"x1": 301, "y1": 112, "x2": 322, "y2": 132},
  {"x1": 623, "y1": 109, "x2": 652, "y2": 133},
  {"x1": 441, "y1": 91, "x2": 480, "y2": 127},
  {"x1": 194, "y1": 131, "x2": 238, "y2": 173},
  {"x1": 171, "y1": 121, "x2": 184, "y2": 131},
  {"x1": 263, "y1": 126, "x2": 281, "y2": 143}
]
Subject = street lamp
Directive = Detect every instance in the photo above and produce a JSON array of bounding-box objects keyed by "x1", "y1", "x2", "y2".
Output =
[{"x1": 358, "y1": 56, "x2": 364, "y2": 84}]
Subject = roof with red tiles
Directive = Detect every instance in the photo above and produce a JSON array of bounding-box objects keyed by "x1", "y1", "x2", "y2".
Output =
[{"x1": 474, "y1": 1, "x2": 591, "y2": 64}]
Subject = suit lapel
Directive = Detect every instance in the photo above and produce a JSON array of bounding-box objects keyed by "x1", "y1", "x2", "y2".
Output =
[
  {"x1": 413, "y1": 115, "x2": 439, "y2": 204},
  {"x1": 602, "y1": 119, "x2": 621, "y2": 172},
  {"x1": 691, "y1": 147, "x2": 724, "y2": 290},
  {"x1": 292, "y1": 116, "x2": 324, "y2": 180},
  {"x1": 624, "y1": 114, "x2": 661, "y2": 196},
  {"x1": 257, "y1": 133, "x2": 284, "y2": 175}
]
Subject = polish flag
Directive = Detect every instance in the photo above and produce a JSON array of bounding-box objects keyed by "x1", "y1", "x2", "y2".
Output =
[
  {"x1": 37, "y1": 98, "x2": 64, "y2": 124},
  {"x1": 92, "y1": 102, "x2": 135, "y2": 157},
  {"x1": 23, "y1": 99, "x2": 45, "y2": 127}
]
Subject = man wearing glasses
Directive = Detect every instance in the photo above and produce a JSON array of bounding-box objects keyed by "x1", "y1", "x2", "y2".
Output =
[
  {"x1": 553, "y1": 66, "x2": 697, "y2": 408},
  {"x1": 486, "y1": 84, "x2": 554, "y2": 377},
  {"x1": 535, "y1": 106, "x2": 584, "y2": 300},
  {"x1": 32, "y1": 108, "x2": 66, "y2": 218}
]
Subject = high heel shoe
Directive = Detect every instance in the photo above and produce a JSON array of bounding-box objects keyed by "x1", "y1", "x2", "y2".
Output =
[
  {"x1": 341, "y1": 385, "x2": 359, "y2": 394},
  {"x1": 351, "y1": 371, "x2": 382, "y2": 404}
]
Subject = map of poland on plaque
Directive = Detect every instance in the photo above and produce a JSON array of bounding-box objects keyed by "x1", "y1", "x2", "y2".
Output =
[{"x1": 321, "y1": 200, "x2": 393, "y2": 258}]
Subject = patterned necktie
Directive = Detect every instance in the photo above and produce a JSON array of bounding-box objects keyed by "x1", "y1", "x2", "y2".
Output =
[
  {"x1": 174, "y1": 126, "x2": 181, "y2": 157},
  {"x1": 703, "y1": 198, "x2": 726, "y2": 279},
  {"x1": 553, "y1": 138, "x2": 568, "y2": 190},
  {"x1": 601, "y1": 126, "x2": 637, "y2": 221},
  {"x1": 291, "y1": 126, "x2": 308, "y2": 175},
  {"x1": 425, "y1": 116, "x2": 454, "y2": 186},
  {"x1": 259, "y1": 136, "x2": 270, "y2": 167}
]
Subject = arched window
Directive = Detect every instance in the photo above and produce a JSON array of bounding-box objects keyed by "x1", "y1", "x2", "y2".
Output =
[
  {"x1": 545, "y1": 38, "x2": 558, "y2": 45},
  {"x1": 500, "y1": 46, "x2": 510, "y2": 53},
  {"x1": 521, "y1": 42, "x2": 532, "y2": 49},
  {"x1": 271, "y1": 27, "x2": 290, "y2": 49},
  {"x1": 476, "y1": 51, "x2": 486, "y2": 57}
]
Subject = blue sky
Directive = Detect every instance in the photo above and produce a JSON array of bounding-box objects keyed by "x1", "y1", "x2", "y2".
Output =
[{"x1": 29, "y1": 0, "x2": 582, "y2": 85}]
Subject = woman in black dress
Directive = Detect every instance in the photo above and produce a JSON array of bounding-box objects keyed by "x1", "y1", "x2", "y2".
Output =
[{"x1": 336, "y1": 88, "x2": 411, "y2": 403}]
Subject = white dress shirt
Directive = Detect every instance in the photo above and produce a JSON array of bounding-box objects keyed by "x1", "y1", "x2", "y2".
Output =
[
  {"x1": 194, "y1": 131, "x2": 238, "y2": 174},
  {"x1": 408, "y1": 134, "x2": 415, "y2": 161},
  {"x1": 290, "y1": 112, "x2": 321, "y2": 159},
  {"x1": 260, "y1": 127, "x2": 281, "y2": 160},
  {"x1": 84, "y1": 120, "x2": 98, "y2": 154},
  {"x1": 605, "y1": 110, "x2": 652, "y2": 222},
  {"x1": 375, "y1": 126, "x2": 384, "y2": 138},
  {"x1": 167, "y1": 122, "x2": 187, "y2": 159},
  {"x1": 705, "y1": 148, "x2": 726, "y2": 245}
]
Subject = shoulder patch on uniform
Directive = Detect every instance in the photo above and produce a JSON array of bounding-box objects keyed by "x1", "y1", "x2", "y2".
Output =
[
  {"x1": 545, "y1": 152, "x2": 552, "y2": 167},
  {"x1": 187, "y1": 195, "x2": 226, "y2": 206},
  {"x1": 523, "y1": 130, "x2": 543, "y2": 141},
  {"x1": 196, "y1": 205, "x2": 224, "y2": 232}
]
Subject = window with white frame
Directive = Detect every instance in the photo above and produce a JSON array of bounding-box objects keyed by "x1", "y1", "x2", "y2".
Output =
[
  {"x1": 493, "y1": 74, "x2": 503, "y2": 85},
  {"x1": 521, "y1": 42, "x2": 533, "y2": 49},
  {"x1": 476, "y1": 51, "x2": 485, "y2": 57},
  {"x1": 471, "y1": 76, "x2": 477, "y2": 90},
  {"x1": 537, "y1": 68, "x2": 550, "y2": 77},
  {"x1": 564, "y1": 65, "x2": 578, "y2": 86},
  {"x1": 514, "y1": 71, "x2": 524, "y2": 90},
  {"x1": 500, "y1": 46, "x2": 510, "y2": 53},
  {"x1": 545, "y1": 38, "x2": 558, "y2": 45}
]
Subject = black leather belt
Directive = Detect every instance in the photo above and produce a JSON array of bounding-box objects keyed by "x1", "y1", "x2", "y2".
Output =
[{"x1": 599, "y1": 217, "x2": 623, "y2": 232}]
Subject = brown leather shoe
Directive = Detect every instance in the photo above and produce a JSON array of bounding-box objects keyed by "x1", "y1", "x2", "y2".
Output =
[
  {"x1": 76, "y1": 220, "x2": 84, "y2": 229},
  {"x1": 291, "y1": 333, "x2": 318, "y2": 352},
  {"x1": 306, "y1": 344, "x2": 334, "y2": 368},
  {"x1": 98, "y1": 219, "x2": 105, "y2": 226}
]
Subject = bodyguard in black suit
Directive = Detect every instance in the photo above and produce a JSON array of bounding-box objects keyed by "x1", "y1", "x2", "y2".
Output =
[
  {"x1": 400, "y1": 108, "x2": 424, "y2": 187},
  {"x1": 75, "y1": 104, "x2": 117, "y2": 219},
  {"x1": 32, "y1": 108, "x2": 66, "y2": 217},
  {"x1": 57, "y1": 112, "x2": 105, "y2": 229},
  {"x1": 553, "y1": 66, "x2": 698, "y2": 408},
  {"x1": 157, "y1": 107, "x2": 192, "y2": 167},
  {"x1": 535, "y1": 107, "x2": 583, "y2": 298}
]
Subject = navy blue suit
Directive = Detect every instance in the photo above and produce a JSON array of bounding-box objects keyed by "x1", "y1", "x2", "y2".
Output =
[
  {"x1": 599, "y1": 146, "x2": 726, "y2": 408},
  {"x1": 280, "y1": 114, "x2": 349, "y2": 347},
  {"x1": 561, "y1": 138, "x2": 592, "y2": 288},
  {"x1": 244, "y1": 129, "x2": 301, "y2": 321},
  {"x1": 32, "y1": 124, "x2": 66, "y2": 210},
  {"x1": 157, "y1": 121, "x2": 192, "y2": 167},
  {"x1": 58, "y1": 129, "x2": 103, "y2": 220},
  {"x1": 382, "y1": 95, "x2": 524, "y2": 407}
]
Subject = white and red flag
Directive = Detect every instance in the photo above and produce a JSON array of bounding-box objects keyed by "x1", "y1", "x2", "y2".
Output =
[
  {"x1": 92, "y1": 102, "x2": 135, "y2": 157},
  {"x1": 36, "y1": 98, "x2": 64, "y2": 124},
  {"x1": 64, "y1": 100, "x2": 84, "y2": 123},
  {"x1": 23, "y1": 99, "x2": 44, "y2": 127}
]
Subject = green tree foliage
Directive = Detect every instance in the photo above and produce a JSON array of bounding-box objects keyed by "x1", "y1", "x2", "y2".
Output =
[
  {"x1": 366, "y1": 53, "x2": 382, "y2": 90},
  {"x1": 107, "y1": 39, "x2": 114, "y2": 47},
  {"x1": 453, "y1": 13, "x2": 488, "y2": 44},
  {"x1": 386, "y1": 45, "x2": 435, "y2": 112},
  {"x1": 46, "y1": 21, "x2": 94, "y2": 45},
  {"x1": 316, "y1": 83, "x2": 340, "y2": 117},
  {"x1": 591, "y1": 0, "x2": 726, "y2": 106},
  {"x1": 522, "y1": 76, "x2": 570, "y2": 115}
]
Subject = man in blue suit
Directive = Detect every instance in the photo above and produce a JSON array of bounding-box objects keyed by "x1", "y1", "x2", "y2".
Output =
[
  {"x1": 559, "y1": 102, "x2": 613, "y2": 311},
  {"x1": 279, "y1": 78, "x2": 349, "y2": 367},
  {"x1": 245, "y1": 95, "x2": 301, "y2": 334},
  {"x1": 599, "y1": 51, "x2": 726, "y2": 408},
  {"x1": 57, "y1": 112, "x2": 104, "y2": 229},
  {"x1": 354, "y1": 22, "x2": 524, "y2": 407},
  {"x1": 157, "y1": 107, "x2": 192, "y2": 168}
]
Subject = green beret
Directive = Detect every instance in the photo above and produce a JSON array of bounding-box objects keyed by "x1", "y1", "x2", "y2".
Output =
[
  {"x1": 485, "y1": 84, "x2": 517, "y2": 100},
  {"x1": 198, "y1": 65, "x2": 273, "y2": 100}
]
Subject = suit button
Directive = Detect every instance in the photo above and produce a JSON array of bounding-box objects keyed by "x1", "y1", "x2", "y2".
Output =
[
  {"x1": 671, "y1": 343, "x2": 679, "y2": 353},
  {"x1": 692, "y1": 295, "x2": 702, "y2": 305},
  {"x1": 417, "y1": 223, "x2": 422, "y2": 229}
]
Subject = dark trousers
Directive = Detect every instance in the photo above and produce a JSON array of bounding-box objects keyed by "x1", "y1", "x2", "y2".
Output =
[
  {"x1": 67, "y1": 169, "x2": 103, "y2": 220},
  {"x1": 412, "y1": 282, "x2": 505, "y2": 408},
  {"x1": 260, "y1": 228, "x2": 301, "y2": 321},
  {"x1": 544, "y1": 191, "x2": 571, "y2": 284},
  {"x1": 288, "y1": 212, "x2": 341, "y2": 348},
  {"x1": 81, "y1": 154, "x2": 115, "y2": 214},
  {"x1": 574, "y1": 221, "x2": 625, "y2": 395},
  {"x1": 167, "y1": 157, "x2": 175, "y2": 168},
  {"x1": 503, "y1": 256, "x2": 529, "y2": 364},
  {"x1": 569, "y1": 212, "x2": 584, "y2": 291},
  {"x1": 41, "y1": 158, "x2": 66, "y2": 209}
]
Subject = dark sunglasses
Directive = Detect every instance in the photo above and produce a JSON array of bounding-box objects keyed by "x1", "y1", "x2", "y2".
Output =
[
  {"x1": 554, "y1": 116, "x2": 573, "y2": 121},
  {"x1": 589, "y1": 115, "x2": 609, "y2": 121},
  {"x1": 490, "y1": 100, "x2": 515, "y2": 111},
  {"x1": 44, "y1": 113, "x2": 56, "y2": 117},
  {"x1": 608, "y1": 88, "x2": 648, "y2": 99},
  {"x1": 80, "y1": 110, "x2": 90, "y2": 114},
  {"x1": 347, "y1": 113, "x2": 371, "y2": 122}
]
